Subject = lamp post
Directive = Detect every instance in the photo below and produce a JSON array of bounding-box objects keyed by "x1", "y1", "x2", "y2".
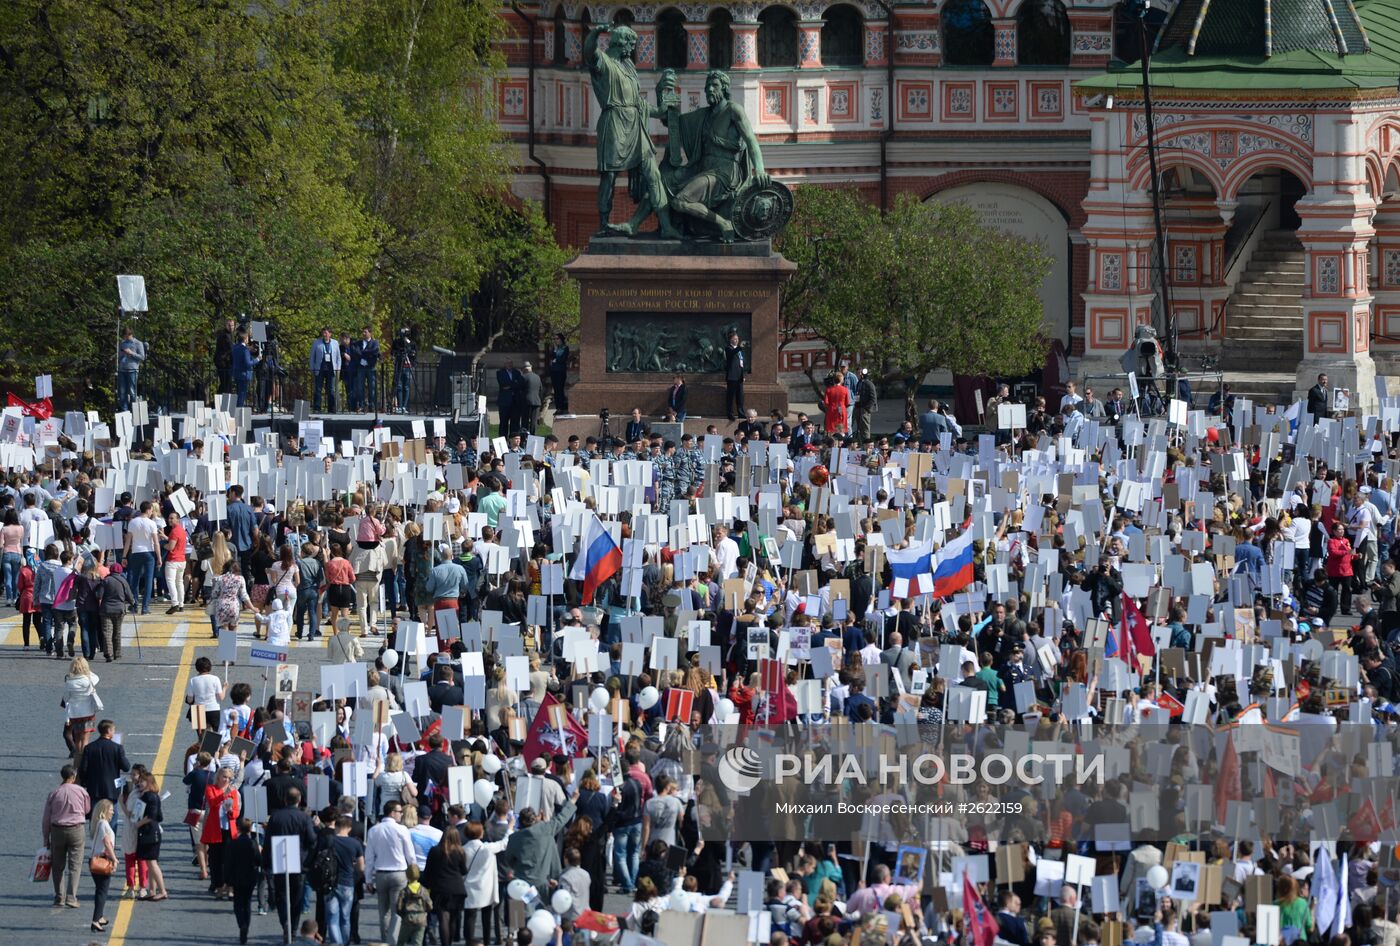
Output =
[
  {"x1": 1128, "y1": 0, "x2": 1176, "y2": 380},
  {"x1": 115, "y1": 275, "x2": 147, "y2": 415}
]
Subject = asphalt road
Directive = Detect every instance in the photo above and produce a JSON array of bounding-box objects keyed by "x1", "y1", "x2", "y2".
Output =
[
  {"x1": 1, "y1": 612, "x2": 382, "y2": 946},
  {"x1": 1, "y1": 610, "x2": 639, "y2": 946}
]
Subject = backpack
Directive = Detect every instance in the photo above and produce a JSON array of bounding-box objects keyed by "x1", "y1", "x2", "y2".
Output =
[
  {"x1": 309, "y1": 841, "x2": 339, "y2": 895},
  {"x1": 460, "y1": 554, "x2": 485, "y2": 599},
  {"x1": 396, "y1": 884, "x2": 430, "y2": 925}
]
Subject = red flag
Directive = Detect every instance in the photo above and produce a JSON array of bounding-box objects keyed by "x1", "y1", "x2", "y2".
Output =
[
  {"x1": 1380, "y1": 796, "x2": 1396, "y2": 832},
  {"x1": 1156, "y1": 691, "x2": 1185, "y2": 719},
  {"x1": 759, "y1": 658, "x2": 784, "y2": 694},
  {"x1": 1349, "y1": 798, "x2": 1382, "y2": 846},
  {"x1": 963, "y1": 874, "x2": 999, "y2": 946},
  {"x1": 574, "y1": 911, "x2": 621, "y2": 934},
  {"x1": 1120, "y1": 593, "x2": 1156, "y2": 664},
  {"x1": 1215, "y1": 732, "x2": 1241, "y2": 824},
  {"x1": 521, "y1": 693, "x2": 590, "y2": 765},
  {"x1": 6, "y1": 391, "x2": 53, "y2": 420}
]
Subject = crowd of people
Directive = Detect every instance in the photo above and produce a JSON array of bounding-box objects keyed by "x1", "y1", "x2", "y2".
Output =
[{"x1": 11, "y1": 368, "x2": 1400, "y2": 946}]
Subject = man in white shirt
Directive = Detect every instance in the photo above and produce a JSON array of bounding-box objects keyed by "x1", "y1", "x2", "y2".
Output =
[
  {"x1": 1059, "y1": 381, "x2": 1084, "y2": 413},
  {"x1": 364, "y1": 800, "x2": 416, "y2": 945},
  {"x1": 123, "y1": 501, "x2": 163, "y2": 614},
  {"x1": 712, "y1": 525, "x2": 740, "y2": 580}
]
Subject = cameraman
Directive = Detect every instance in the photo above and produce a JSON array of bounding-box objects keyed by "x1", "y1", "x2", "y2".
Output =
[{"x1": 391, "y1": 328, "x2": 416, "y2": 415}]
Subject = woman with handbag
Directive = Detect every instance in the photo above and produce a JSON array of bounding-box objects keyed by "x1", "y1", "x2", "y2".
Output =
[
  {"x1": 62, "y1": 656, "x2": 102, "y2": 760},
  {"x1": 88, "y1": 799, "x2": 117, "y2": 932}
]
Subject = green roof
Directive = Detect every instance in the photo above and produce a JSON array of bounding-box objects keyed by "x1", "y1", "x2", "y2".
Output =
[{"x1": 1077, "y1": 0, "x2": 1400, "y2": 93}]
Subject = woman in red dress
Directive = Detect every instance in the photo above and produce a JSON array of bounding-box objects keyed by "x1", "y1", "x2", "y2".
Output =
[{"x1": 822, "y1": 374, "x2": 848, "y2": 434}]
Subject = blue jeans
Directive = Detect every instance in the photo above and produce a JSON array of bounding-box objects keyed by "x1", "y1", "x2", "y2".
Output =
[
  {"x1": 78, "y1": 611, "x2": 99, "y2": 660},
  {"x1": 382, "y1": 568, "x2": 402, "y2": 613},
  {"x1": 612, "y1": 822, "x2": 642, "y2": 892},
  {"x1": 326, "y1": 884, "x2": 354, "y2": 944},
  {"x1": 39, "y1": 604, "x2": 54, "y2": 652},
  {"x1": 395, "y1": 367, "x2": 412, "y2": 412},
  {"x1": 127, "y1": 550, "x2": 156, "y2": 611},
  {"x1": 117, "y1": 370, "x2": 138, "y2": 411},
  {"x1": 295, "y1": 587, "x2": 320, "y2": 638},
  {"x1": 1, "y1": 551, "x2": 20, "y2": 601}
]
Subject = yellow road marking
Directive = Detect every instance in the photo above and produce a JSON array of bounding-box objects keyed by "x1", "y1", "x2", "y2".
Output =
[{"x1": 107, "y1": 637, "x2": 197, "y2": 946}]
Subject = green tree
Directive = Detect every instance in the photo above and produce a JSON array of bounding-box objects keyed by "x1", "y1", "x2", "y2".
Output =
[
  {"x1": 463, "y1": 202, "x2": 580, "y2": 369},
  {"x1": 776, "y1": 189, "x2": 1050, "y2": 416},
  {"x1": 0, "y1": 0, "x2": 573, "y2": 406}
]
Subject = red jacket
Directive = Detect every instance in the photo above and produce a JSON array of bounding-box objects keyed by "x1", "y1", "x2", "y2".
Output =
[
  {"x1": 201, "y1": 784, "x2": 241, "y2": 844},
  {"x1": 1325, "y1": 536, "x2": 1354, "y2": 578},
  {"x1": 17, "y1": 564, "x2": 35, "y2": 613}
]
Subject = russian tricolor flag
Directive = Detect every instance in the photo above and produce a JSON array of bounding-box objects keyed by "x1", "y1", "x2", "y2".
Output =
[
  {"x1": 887, "y1": 539, "x2": 934, "y2": 599},
  {"x1": 570, "y1": 514, "x2": 622, "y2": 605},
  {"x1": 932, "y1": 531, "x2": 975, "y2": 597}
]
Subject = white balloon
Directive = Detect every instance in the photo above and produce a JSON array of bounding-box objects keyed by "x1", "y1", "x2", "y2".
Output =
[
  {"x1": 527, "y1": 909, "x2": 557, "y2": 940},
  {"x1": 479, "y1": 753, "x2": 503, "y2": 775},
  {"x1": 589, "y1": 686, "x2": 610, "y2": 712},
  {"x1": 473, "y1": 778, "x2": 497, "y2": 811},
  {"x1": 1146, "y1": 865, "x2": 1169, "y2": 890},
  {"x1": 381, "y1": 650, "x2": 399, "y2": 670},
  {"x1": 550, "y1": 888, "x2": 574, "y2": 914},
  {"x1": 637, "y1": 686, "x2": 660, "y2": 710},
  {"x1": 506, "y1": 878, "x2": 531, "y2": 902},
  {"x1": 716, "y1": 698, "x2": 736, "y2": 722}
]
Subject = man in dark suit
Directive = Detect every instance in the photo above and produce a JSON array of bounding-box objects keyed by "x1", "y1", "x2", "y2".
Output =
[
  {"x1": 77, "y1": 719, "x2": 129, "y2": 804},
  {"x1": 996, "y1": 890, "x2": 1031, "y2": 946},
  {"x1": 667, "y1": 374, "x2": 687, "y2": 421},
  {"x1": 519, "y1": 361, "x2": 543, "y2": 434},
  {"x1": 412, "y1": 733, "x2": 453, "y2": 798},
  {"x1": 266, "y1": 756, "x2": 307, "y2": 811},
  {"x1": 354, "y1": 326, "x2": 381, "y2": 413},
  {"x1": 624, "y1": 407, "x2": 648, "y2": 443},
  {"x1": 1307, "y1": 372, "x2": 1329, "y2": 419},
  {"x1": 723, "y1": 330, "x2": 745, "y2": 420},
  {"x1": 496, "y1": 361, "x2": 522, "y2": 436},
  {"x1": 264, "y1": 786, "x2": 318, "y2": 940},
  {"x1": 427, "y1": 663, "x2": 464, "y2": 714}
]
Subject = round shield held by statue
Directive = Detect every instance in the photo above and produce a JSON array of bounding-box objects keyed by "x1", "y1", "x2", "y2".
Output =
[{"x1": 732, "y1": 179, "x2": 795, "y2": 241}]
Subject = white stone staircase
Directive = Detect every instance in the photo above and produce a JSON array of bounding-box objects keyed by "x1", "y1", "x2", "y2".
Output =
[{"x1": 1217, "y1": 230, "x2": 1305, "y2": 403}]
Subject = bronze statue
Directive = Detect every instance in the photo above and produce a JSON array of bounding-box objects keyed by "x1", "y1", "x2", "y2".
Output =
[
  {"x1": 585, "y1": 24, "x2": 680, "y2": 238},
  {"x1": 661, "y1": 70, "x2": 771, "y2": 242}
]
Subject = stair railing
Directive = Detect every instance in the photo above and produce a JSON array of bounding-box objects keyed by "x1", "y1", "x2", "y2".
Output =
[{"x1": 1183, "y1": 201, "x2": 1275, "y2": 341}]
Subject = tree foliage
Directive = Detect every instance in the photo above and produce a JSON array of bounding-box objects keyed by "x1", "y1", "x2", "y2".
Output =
[
  {"x1": 775, "y1": 188, "x2": 1051, "y2": 401},
  {"x1": 0, "y1": 0, "x2": 574, "y2": 400}
]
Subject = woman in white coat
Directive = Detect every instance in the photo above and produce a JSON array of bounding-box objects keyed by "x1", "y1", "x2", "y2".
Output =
[
  {"x1": 62, "y1": 655, "x2": 102, "y2": 759},
  {"x1": 460, "y1": 819, "x2": 511, "y2": 946}
]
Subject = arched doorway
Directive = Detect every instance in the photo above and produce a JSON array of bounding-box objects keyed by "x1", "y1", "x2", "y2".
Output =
[
  {"x1": 941, "y1": 0, "x2": 994, "y2": 66},
  {"x1": 929, "y1": 182, "x2": 1071, "y2": 345},
  {"x1": 1218, "y1": 166, "x2": 1309, "y2": 371},
  {"x1": 820, "y1": 4, "x2": 864, "y2": 67},
  {"x1": 657, "y1": 7, "x2": 687, "y2": 70},
  {"x1": 709, "y1": 8, "x2": 733, "y2": 69},
  {"x1": 758, "y1": 6, "x2": 798, "y2": 67},
  {"x1": 1018, "y1": 0, "x2": 1071, "y2": 66},
  {"x1": 552, "y1": 5, "x2": 567, "y2": 66}
]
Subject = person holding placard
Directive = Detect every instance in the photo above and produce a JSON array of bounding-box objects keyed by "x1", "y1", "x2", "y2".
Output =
[{"x1": 116, "y1": 326, "x2": 145, "y2": 412}]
